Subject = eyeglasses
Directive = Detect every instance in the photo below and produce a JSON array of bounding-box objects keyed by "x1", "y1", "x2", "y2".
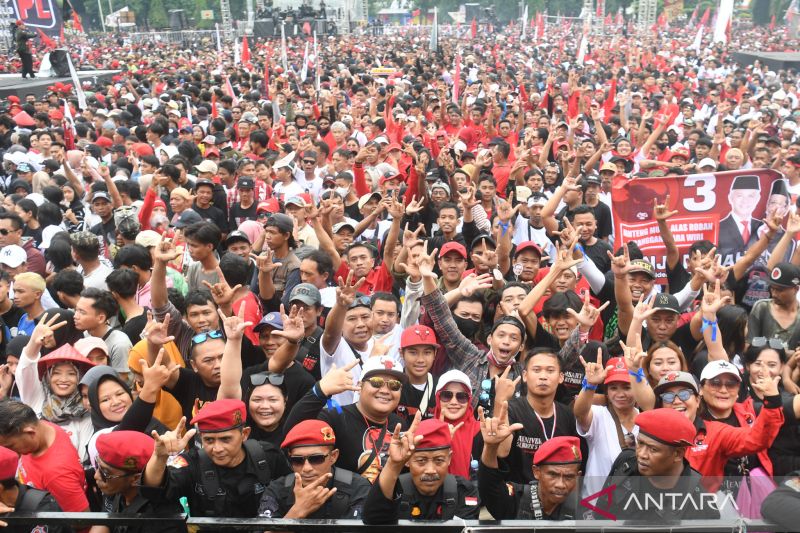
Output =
[
  {"x1": 751, "y1": 337, "x2": 786, "y2": 350},
  {"x1": 0, "y1": 229, "x2": 10, "y2": 235},
  {"x1": 250, "y1": 371, "x2": 285, "y2": 387},
  {"x1": 660, "y1": 388, "x2": 695, "y2": 404},
  {"x1": 191, "y1": 330, "x2": 224, "y2": 347},
  {"x1": 707, "y1": 377, "x2": 740, "y2": 390},
  {"x1": 366, "y1": 377, "x2": 403, "y2": 392},
  {"x1": 287, "y1": 453, "x2": 331, "y2": 467},
  {"x1": 98, "y1": 466, "x2": 137, "y2": 482},
  {"x1": 439, "y1": 390, "x2": 470, "y2": 404},
  {"x1": 303, "y1": 160, "x2": 316, "y2": 164},
  {"x1": 257, "y1": 212, "x2": 271, "y2": 218}
]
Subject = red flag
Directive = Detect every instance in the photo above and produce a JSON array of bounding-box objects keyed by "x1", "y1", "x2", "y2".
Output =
[
  {"x1": 604, "y1": 13, "x2": 612, "y2": 25},
  {"x1": 770, "y1": 14, "x2": 776, "y2": 30},
  {"x1": 59, "y1": 24, "x2": 64, "y2": 44},
  {"x1": 302, "y1": 21, "x2": 311, "y2": 34},
  {"x1": 689, "y1": 5, "x2": 699, "y2": 25},
  {"x1": 616, "y1": 12, "x2": 623, "y2": 25},
  {"x1": 699, "y1": 7, "x2": 711, "y2": 27},
  {"x1": 411, "y1": 8, "x2": 420, "y2": 17},
  {"x1": 596, "y1": 0, "x2": 602, "y2": 18},
  {"x1": 470, "y1": 17, "x2": 477, "y2": 38},
  {"x1": 452, "y1": 54, "x2": 460, "y2": 104},
  {"x1": 72, "y1": 12, "x2": 84, "y2": 33},
  {"x1": 530, "y1": 14, "x2": 535, "y2": 27},
  {"x1": 241, "y1": 36, "x2": 251, "y2": 66},
  {"x1": 211, "y1": 93, "x2": 218, "y2": 118},
  {"x1": 36, "y1": 29, "x2": 56, "y2": 49},
  {"x1": 263, "y1": 62, "x2": 269, "y2": 99},
  {"x1": 536, "y1": 13, "x2": 544, "y2": 39}
]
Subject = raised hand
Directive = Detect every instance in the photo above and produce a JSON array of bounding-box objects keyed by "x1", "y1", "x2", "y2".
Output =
[
  {"x1": 751, "y1": 375, "x2": 780, "y2": 397},
  {"x1": 31, "y1": 312, "x2": 68, "y2": 347},
  {"x1": 154, "y1": 234, "x2": 181, "y2": 264},
  {"x1": 552, "y1": 241, "x2": 582, "y2": 273},
  {"x1": 405, "y1": 196, "x2": 423, "y2": 215},
  {"x1": 272, "y1": 304, "x2": 305, "y2": 344},
  {"x1": 255, "y1": 249, "x2": 278, "y2": 274},
  {"x1": 416, "y1": 246, "x2": 438, "y2": 279},
  {"x1": 290, "y1": 472, "x2": 337, "y2": 515},
  {"x1": 370, "y1": 331, "x2": 395, "y2": 357},
  {"x1": 143, "y1": 311, "x2": 175, "y2": 347},
  {"x1": 478, "y1": 401, "x2": 524, "y2": 446},
  {"x1": 620, "y1": 338, "x2": 646, "y2": 372},
  {"x1": 402, "y1": 224, "x2": 425, "y2": 250},
  {"x1": 459, "y1": 184, "x2": 478, "y2": 209},
  {"x1": 388, "y1": 196, "x2": 407, "y2": 219},
  {"x1": 387, "y1": 412, "x2": 423, "y2": 465},
  {"x1": 568, "y1": 291, "x2": 610, "y2": 331},
  {"x1": 608, "y1": 242, "x2": 632, "y2": 277},
  {"x1": 632, "y1": 295, "x2": 657, "y2": 323},
  {"x1": 701, "y1": 278, "x2": 732, "y2": 317},
  {"x1": 334, "y1": 271, "x2": 366, "y2": 308},
  {"x1": 493, "y1": 365, "x2": 521, "y2": 404},
  {"x1": 786, "y1": 211, "x2": 800, "y2": 234},
  {"x1": 653, "y1": 195, "x2": 678, "y2": 221},
  {"x1": 318, "y1": 360, "x2": 360, "y2": 397},
  {"x1": 139, "y1": 347, "x2": 179, "y2": 391},
  {"x1": 580, "y1": 347, "x2": 608, "y2": 387},
  {"x1": 151, "y1": 417, "x2": 196, "y2": 458},
  {"x1": 217, "y1": 303, "x2": 253, "y2": 341},
  {"x1": 458, "y1": 272, "x2": 493, "y2": 297},
  {"x1": 203, "y1": 267, "x2": 242, "y2": 307},
  {"x1": 439, "y1": 413, "x2": 465, "y2": 439}
]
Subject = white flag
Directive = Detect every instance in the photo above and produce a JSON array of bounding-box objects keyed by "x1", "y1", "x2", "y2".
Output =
[
  {"x1": 300, "y1": 41, "x2": 309, "y2": 82},
  {"x1": 234, "y1": 38, "x2": 240, "y2": 66},
  {"x1": 713, "y1": 0, "x2": 734, "y2": 43},
  {"x1": 65, "y1": 54, "x2": 86, "y2": 109},
  {"x1": 577, "y1": 34, "x2": 588, "y2": 66},
  {"x1": 185, "y1": 96, "x2": 193, "y2": 124},
  {"x1": 522, "y1": 5, "x2": 528, "y2": 38},
  {"x1": 692, "y1": 25, "x2": 704, "y2": 51},
  {"x1": 215, "y1": 23, "x2": 222, "y2": 53},
  {"x1": 281, "y1": 23, "x2": 288, "y2": 71}
]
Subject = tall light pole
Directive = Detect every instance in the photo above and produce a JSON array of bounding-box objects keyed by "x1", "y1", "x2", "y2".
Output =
[{"x1": 97, "y1": 0, "x2": 106, "y2": 32}]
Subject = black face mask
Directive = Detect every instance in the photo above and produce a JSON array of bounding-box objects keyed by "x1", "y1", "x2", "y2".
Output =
[
  {"x1": 656, "y1": 141, "x2": 669, "y2": 150},
  {"x1": 454, "y1": 316, "x2": 480, "y2": 340}
]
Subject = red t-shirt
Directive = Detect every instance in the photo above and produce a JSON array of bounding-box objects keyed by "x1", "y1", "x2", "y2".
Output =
[
  {"x1": 233, "y1": 291, "x2": 263, "y2": 346},
  {"x1": 17, "y1": 422, "x2": 89, "y2": 512},
  {"x1": 335, "y1": 262, "x2": 394, "y2": 295}
]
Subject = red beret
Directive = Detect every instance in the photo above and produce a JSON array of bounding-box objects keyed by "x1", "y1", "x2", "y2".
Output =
[
  {"x1": 7, "y1": 96, "x2": 19, "y2": 104},
  {"x1": 533, "y1": 436, "x2": 582, "y2": 466},
  {"x1": 635, "y1": 408, "x2": 696, "y2": 447},
  {"x1": 13, "y1": 111, "x2": 35, "y2": 128},
  {"x1": 96, "y1": 431, "x2": 154, "y2": 471},
  {"x1": 95, "y1": 136, "x2": 113, "y2": 148},
  {"x1": 280, "y1": 420, "x2": 336, "y2": 449},
  {"x1": 153, "y1": 198, "x2": 166, "y2": 210},
  {"x1": 190, "y1": 399, "x2": 246, "y2": 433},
  {"x1": 400, "y1": 325, "x2": 440, "y2": 349},
  {"x1": 415, "y1": 418, "x2": 451, "y2": 451},
  {"x1": 0, "y1": 446, "x2": 18, "y2": 480}
]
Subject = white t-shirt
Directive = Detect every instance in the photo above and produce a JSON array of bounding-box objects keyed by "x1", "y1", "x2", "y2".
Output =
[
  {"x1": 79, "y1": 263, "x2": 114, "y2": 291},
  {"x1": 320, "y1": 335, "x2": 375, "y2": 406},
  {"x1": 577, "y1": 405, "x2": 639, "y2": 498}
]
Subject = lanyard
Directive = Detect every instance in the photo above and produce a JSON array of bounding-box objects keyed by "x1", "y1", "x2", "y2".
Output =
[{"x1": 534, "y1": 407, "x2": 557, "y2": 442}]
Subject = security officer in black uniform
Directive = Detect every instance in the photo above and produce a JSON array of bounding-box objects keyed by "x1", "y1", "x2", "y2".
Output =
[
  {"x1": 258, "y1": 419, "x2": 370, "y2": 518},
  {"x1": 141, "y1": 399, "x2": 290, "y2": 518},
  {"x1": 478, "y1": 399, "x2": 582, "y2": 520},
  {"x1": 93, "y1": 431, "x2": 183, "y2": 533},
  {"x1": 0, "y1": 445, "x2": 66, "y2": 533},
  {"x1": 595, "y1": 408, "x2": 720, "y2": 522},
  {"x1": 762, "y1": 470, "x2": 800, "y2": 529},
  {"x1": 362, "y1": 415, "x2": 480, "y2": 524}
]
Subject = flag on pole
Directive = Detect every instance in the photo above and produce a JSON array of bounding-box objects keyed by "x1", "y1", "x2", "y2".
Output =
[
  {"x1": 65, "y1": 54, "x2": 86, "y2": 110},
  {"x1": 281, "y1": 23, "x2": 288, "y2": 71},
  {"x1": 699, "y1": 7, "x2": 711, "y2": 26},
  {"x1": 185, "y1": 96, "x2": 193, "y2": 124},
  {"x1": 769, "y1": 14, "x2": 776, "y2": 30},
  {"x1": 692, "y1": 25, "x2": 704, "y2": 50},
  {"x1": 714, "y1": 0, "x2": 734, "y2": 43},
  {"x1": 211, "y1": 93, "x2": 218, "y2": 118},
  {"x1": 224, "y1": 77, "x2": 239, "y2": 106},
  {"x1": 215, "y1": 24, "x2": 222, "y2": 54},
  {"x1": 452, "y1": 52, "x2": 461, "y2": 104},
  {"x1": 604, "y1": 13, "x2": 612, "y2": 25},
  {"x1": 300, "y1": 41, "x2": 310, "y2": 82},
  {"x1": 36, "y1": 28, "x2": 56, "y2": 49},
  {"x1": 787, "y1": 0, "x2": 798, "y2": 22},
  {"x1": 689, "y1": 5, "x2": 699, "y2": 25},
  {"x1": 577, "y1": 33, "x2": 588, "y2": 65},
  {"x1": 313, "y1": 32, "x2": 320, "y2": 92},
  {"x1": 429, "y1": 8, "x2": 439, "y2": 52},
  {"x1": 470, "y1": 17, "x2": 477, "y2": 38},
  {"x1": 62, "y1": 99, "x2": 75, "y2": 150},
  {"x1": 536, "y1": 12, "x2": 544, "y2": 40},
  {"x1": 241, "y1": 36, "x2": 251, "y2": 68},
  {"x1": 522, "y1": 5, "x2": 528, "y2": 38},
  {"x1": 234, "y1": 38, "x2": 241, "y2": 66},
  {"x1": 264, "y1": 60, "x2": 270, "y2": 99}
]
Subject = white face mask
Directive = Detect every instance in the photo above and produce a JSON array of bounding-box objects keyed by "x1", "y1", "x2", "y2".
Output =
[{"x1": 336, "y1": 187, "x2": 350, "y2": 198}]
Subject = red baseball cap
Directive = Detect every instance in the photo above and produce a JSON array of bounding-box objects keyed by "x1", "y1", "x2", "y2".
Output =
[
  {"x1": 96, "y1": 431, "x2": 154, "y2": 471},
  {"x1": 400, "y1": 325, "x2": 440, "y2": 350},
  {"x1": 0, "y1": 446, "x2": 18, "y2": 480},
  {"x1": 95, "y1": 136, "x2": 113, "y2": 149},
  {"x1": 635, "y1": 408, "x2": 696, "y2": 447},
  {"x1": 439, "y1": 241, "x2": 467, "y2": 259},
  {"x1": 604, "y1": 356, "x2": 630, "y2": 385},
  {"x1": 281, "y1": 420, "x2": 336, "y2": 449},
  {"x1": 132, "y1": 142, "x2": 155, "y2": 157},
  {"x1": 257, "y1": 198, "x2": 280, "y2": 213},
  {"x1": 190, "y1": 399, "x2": 246, "y2": 433},
  {"x1": 379, "y1": 170, "x2": 404, "y2": 185},
  {"x1": 415, "y1": 419, "x2": 451, "y2": 451},
  {"x1": 514, "y1": 241, "x2": 543, "y2": 258},
  {"x1": 533, "y1": 436, "x2": 582, "y2": 465}
]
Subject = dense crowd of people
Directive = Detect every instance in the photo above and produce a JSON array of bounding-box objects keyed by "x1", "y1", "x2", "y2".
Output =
[{"x1": 0, "y1": 13, "x2": 798, "y2": 531}]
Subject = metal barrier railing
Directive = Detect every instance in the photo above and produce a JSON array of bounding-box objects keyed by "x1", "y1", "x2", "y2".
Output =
[{"x1": 0, "y1": 513, "x2": 783, "y2": 532}]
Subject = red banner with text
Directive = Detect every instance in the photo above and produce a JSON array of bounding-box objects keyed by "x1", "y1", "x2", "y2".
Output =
[{"x1": 612, "y1": 168, "x2": 786, "y2": 283}]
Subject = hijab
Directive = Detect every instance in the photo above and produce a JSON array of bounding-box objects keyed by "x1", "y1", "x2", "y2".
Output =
[
  {"x1": 40, "y1": 361, "x2": 88, "y2": 424},
  {"x1": 433, "y1": 380, "x2": 480, "y2": 478},
  {"x1": 81, "y1": 366, "x2": 132, "y2": 431}
]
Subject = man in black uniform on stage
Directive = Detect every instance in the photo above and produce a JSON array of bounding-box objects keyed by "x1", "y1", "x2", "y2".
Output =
[
  {"x1": 258, "y1": 419, "x2": 370, "y2": 519},
  {"x1": 0, "y1": 445, "x2": 66, "y2": 533},
  {"x1": 362, "y1": 416, "x2": 480, "y2": 523},
  {"x1": 13, "y1": 21, "x2": 36, "y2": 79},
  {"x1": 762, "y1": 470, "x2": 800, "y2": 529},
  {"x1": 478, "y1": 397, "x2": 582, "y2": 520},
  {"x1": 141, "y1": 399, "x2": 290, "y2": 518}
]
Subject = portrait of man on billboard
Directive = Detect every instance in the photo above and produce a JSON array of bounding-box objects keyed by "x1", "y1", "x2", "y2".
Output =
[{"x1": 718, "y1": 174, "x2": 763, "y2": 260}]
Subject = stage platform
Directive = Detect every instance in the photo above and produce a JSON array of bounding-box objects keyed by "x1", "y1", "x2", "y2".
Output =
[
  {"x1": 0, "y1": 70, "x2": 120, "y2": 100},
  {"x1": 731, "y1": 51, "x2": 800, "y2": 71}
]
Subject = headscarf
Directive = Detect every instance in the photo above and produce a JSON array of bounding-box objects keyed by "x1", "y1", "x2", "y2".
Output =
[
  {"x1": 239, "y1": 220, "x2": 265, "y2": 247},
  {"x1": 433, "y1": 370, "x2": 480, "y2": 478},
  {"x1": 40, "y1": 308, "x2": 84, "y2": 356},
  {"x1": 40, "y1": 361, "x2": 88, "y2": 424},
  {"x1": 79, "y1": 365, "x2": 132, "y2": 431}
]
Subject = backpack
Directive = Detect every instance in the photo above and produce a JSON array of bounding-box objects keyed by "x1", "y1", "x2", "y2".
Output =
[
  {"x1": 196, "y1": 440, "x2": 270, "y2": 516},
  {"x1": 283, "y1": 467, "x2": 355, "y2": 518},
  {"x1": 398, "y1": 473, "x2": 458, "y2": 520}
]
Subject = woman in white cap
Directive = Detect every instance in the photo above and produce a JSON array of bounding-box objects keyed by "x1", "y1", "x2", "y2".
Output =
[{"x1": 433, "y1": 370, "x2": 481, "y2": 479}]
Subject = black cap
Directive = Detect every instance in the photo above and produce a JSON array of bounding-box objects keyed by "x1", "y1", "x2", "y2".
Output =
[
  {"x1": 225, "y1": 230, "x2": 251, "y2": 245},
  {"x1": 195, "y1": 178, "x2": 215, "y2": 189},
  {"x1": 173, "y1": 209, "x2": 203, "y2": 228},
  {"x1": 237, "y1": 177, "x2": 255, "y2": 189},
  {"x1": 471, "y1": 234, "x2": 497, "y2": 249},
  {"x1": 652, "y1": 293, "x2": 680, "y2": 314},
  {"x1": 769, "y1": 262, "x2": 800, "y2": 288},
  {"x1": 264, "y1": 213, "x2": 294, "y2": 233}
]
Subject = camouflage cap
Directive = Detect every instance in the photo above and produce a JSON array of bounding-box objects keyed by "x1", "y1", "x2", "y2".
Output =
[{"x1": 70, "y1": 231, "x2": 99, "y2": 248}]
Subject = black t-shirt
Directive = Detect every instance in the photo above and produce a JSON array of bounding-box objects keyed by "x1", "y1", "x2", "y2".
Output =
[
  {"x1": 121, "y1": 311, "x2": 148, "y2": 346},
  {"x1": 396, "y1": 375, "x2": 439, "y2": 425},
  {"x1": 166, "y1": 368, "x2": 219, "y2": 420},
  {"x1": 506, "y1": 397, "x2": 580, "y2": 483},
  {"x1": 228, "y1": 202, "x2": 257, "y2": 229},
  {"x1": 665, "y1": 259, "x2": 691, "y2": 295},
  {"x1": 90, "y1": 218, "x2": 117, "y2": 247},
  {"x1": 635, "y1": 322, "x2": 698, "y2": 360},
  {"x1": 193, "y1": 203, "x2": 229, "y2": 233},
  {"x1": 345, "y1": 201, "x2": 361, "y2": 221},
  {"x1": 583, "y1": 239, "x2": 613, "y2": 274},
  {"x1": 590, "y1": 202, "x2": 613, "y2": 240},
  {"x1": 23, "y1": 226, "x2": 42, "y2": 248}
]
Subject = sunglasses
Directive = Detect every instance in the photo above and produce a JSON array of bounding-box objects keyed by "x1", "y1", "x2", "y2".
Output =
[
  {"x1": 191, "y1": 330, "x2": 224, "y2": 347},
  {"x1": 660, "y1": 388, "x2": 695, "y2": 404},
  {"x1": 287, "y1": 453, "x2": 330, "y2": 467},
  {"x1": 751, "y1": 337, "x2": 785, "y2": 350},
  {"x1": 303, "y1": 159, "x2": 316, "y2": 164},
  {"x1": 366, "y1": 377, "x2": 403, "y2": 392},
  {"x1": 98, "y1": 466, "x2": 136, "y2": 482},
  {"x1": 439, "y1": 390, "x2": 470, "y2": 404},
  {"x1": 0, "y1": 229, "x2": 11, "y2": 235},
  {"x1": 250, "y1": 371, "x2": 284, "y2": 387},
  {"x1": 707, "y1": 377, "x2": 740, "y2": 390},
  {"x1": 349, "y1": 296, "x2": 371, "y2": 309}
]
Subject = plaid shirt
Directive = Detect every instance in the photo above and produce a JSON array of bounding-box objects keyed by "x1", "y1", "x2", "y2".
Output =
[{"x1": 420, "y1": 289, "x2": 587, "y2": 407}]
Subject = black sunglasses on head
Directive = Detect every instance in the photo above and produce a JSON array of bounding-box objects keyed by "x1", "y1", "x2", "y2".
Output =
[{"x1": 250, "y1": 371, "x2": 285, "y2": 387}]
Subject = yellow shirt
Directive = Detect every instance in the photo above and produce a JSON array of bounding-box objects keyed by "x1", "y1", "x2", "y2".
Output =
[{"x1": 128, "y1": 339, "x2": 185, "y2": 430}]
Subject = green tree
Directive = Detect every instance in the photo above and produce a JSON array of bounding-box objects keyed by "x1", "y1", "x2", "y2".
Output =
[{"x1": 149, "y1": 0, "x2": 169, "y2": 28}]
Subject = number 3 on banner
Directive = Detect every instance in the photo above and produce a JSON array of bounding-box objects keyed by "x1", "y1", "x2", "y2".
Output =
[{"x1": 683, "y1": 175, "x2": 717, "y2": 212}]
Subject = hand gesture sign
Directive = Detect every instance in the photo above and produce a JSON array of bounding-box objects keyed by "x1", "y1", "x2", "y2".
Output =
[
  {"x1": 139, "y1": 347, "x2": 179, "y2": 391},
  {"x1": 203, "y1": 267, "x2": 242, "y2": 307},
  {"x1": 568, "y1": 291, "x2": 610, "y2": 330},
  {"x1": 32, "y1": 312, "x2": 68, "y2": 348},
  {"x1": 335, "y1": 271, "x2": 366, "y2": 308},
  {"x1": 255, "y1": 249, "x2": 279, "y2": 274},
  {"x1": 458, "y1": 272, "x2": 493, "y2": 297},
  {"x1": 318, "y1": 360, "x2": 360, "y2": 397},
  {"x1": 388, "y1": 412, "x2": 423, "y2": 466},
  {"x1": 217, "y1": 303, "x2": 253, "y2": 341},
  {"x1": 494, "y1": 366, "x2": 521, "y2": 404},
  {"x1": 632, "y1": 295, "x2": 657, "y2": 323},
  {"x1": 608, "y1": 243, "x2": 632, "y2": 277},
  {"x1": 143, "y1": 311, "x2": 175, "y2": 347},
  {"x1": 701, "y1": 278, "x2": 732, "y2": 317},
  {"x1": 415, "y1": 246, "x2": 438, "y2": 279},
  {"x1": 580, "y1": 347, "x2": 608, "y2": 387},
  {"x1": 439, "y1": 412, "x2": 465, "y2": 439},
  {"x1": 290, "y1": 472, "x2": 337, "y2": 515},
  {"x1": 459, "y1": 185, "x2": 478, "y2": 209},
  {"x1": 478, "y1": 401, "x2": 523, "y2": 446},
  {"x1": 272, "y1": 304, "x2": 305, "y2": 344},
  {"x1": 751, "y1": 374, "x2": 780, "y2": 397},
  {"x1": 389, "y1": 196, "x2": 409, "y2": 218},
  {"x1": 496, "y1": 197, "x2": 518, "y2": 224},
  {"x1": 620, "y1": 338, "x2": 646, "y2": 372},
  {"x1": 653, "y1": 195, "x2": 678, "y2": 221},
  {"x1": 405, "y1": 196, "x2": 423, "y2": 215},
  {"x1": 552, "y1": 241, "x2": 582, "y2": 273},
  {"x1": 154, "y1": 234, "x2": 182, "y2": 264},
  {"x1": 152, "y1": 417, "x2": 196, "y2": 458}
]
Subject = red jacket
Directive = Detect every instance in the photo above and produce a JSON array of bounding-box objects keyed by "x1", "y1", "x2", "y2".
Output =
[{"x1": 687, "y1": 396, "x2": 784, "y2": 492}]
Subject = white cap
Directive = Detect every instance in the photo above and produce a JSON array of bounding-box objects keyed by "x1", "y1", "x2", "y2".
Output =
[
  {"x1": 435, "y1": 369, "x2": 473, "y2": 394},
  {"x1": 274, "y1": 151, "x2": 296, "y2": 171},
  {"x1": 195, "y1": 160, "x2": 218, "y2": 174},
  {"x1": 452, "y1": 140, "x2": 467, "y2": 155},
  {"x1": 697, "y1": 157, "x2": 717, "y2": 169},
  {"x1": 0, "y1": 245, "x2": 27, "y2": 268},
  {"x1": 25, "y1": 193, "x2": 45, "y2": 207},
  {"x1": 700, "y1": 360, "x2": 741, "y2": 382}
]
